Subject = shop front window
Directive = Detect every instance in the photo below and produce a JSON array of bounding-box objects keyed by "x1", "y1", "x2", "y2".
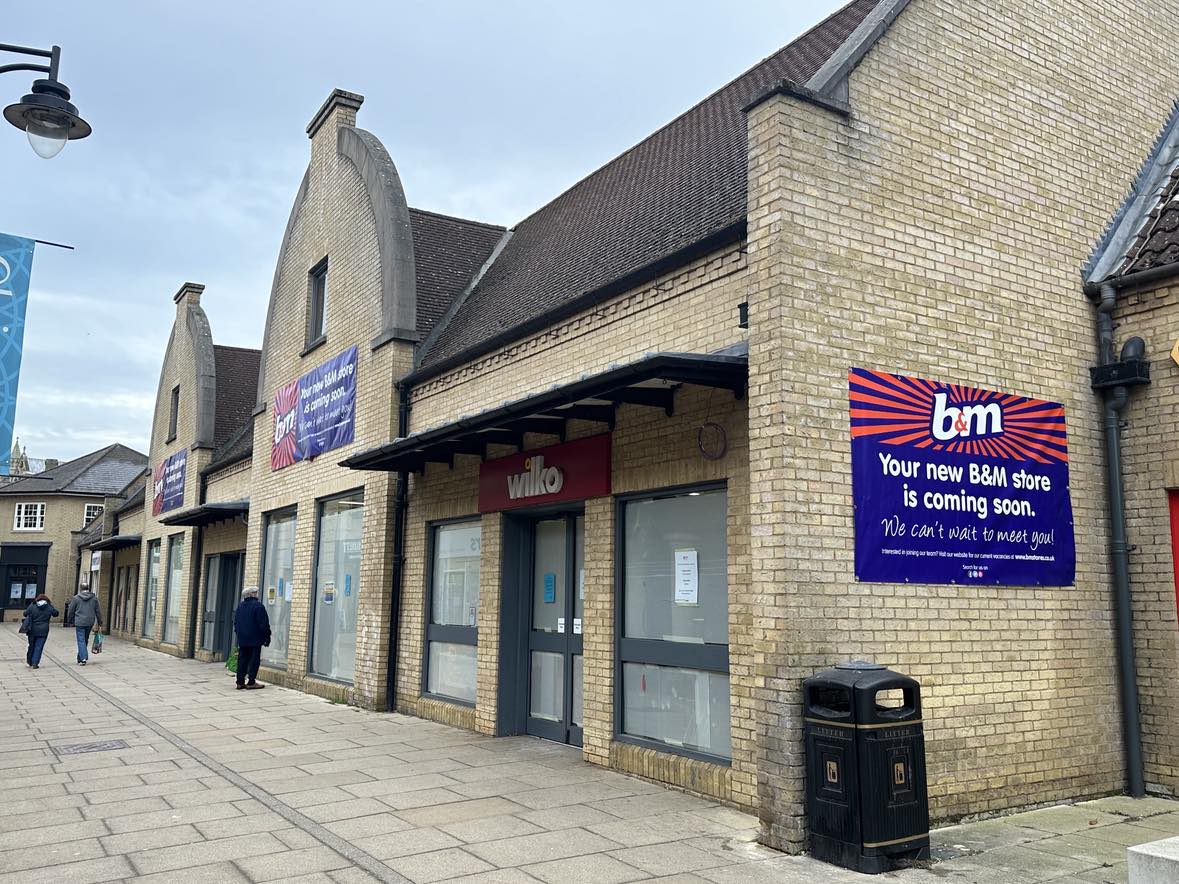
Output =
[
  {"x1": 162, "y1": 535, "x2": 185, "y2": 644},
  {"x1": 260, "y1": 509, "x2": 296, "y2": 668},
  {"x1": 142, "y1": 541, "x2": 160, "y2": 638},
  {"x1": 620, "y1": 487, "x2": 730, "y2": 760},
  {"x1": 310, "y1": 492, "x2": 363, "y2": 682},
  {"x1": 424, "y1": 520, "x2": 481, "y2": 704}
]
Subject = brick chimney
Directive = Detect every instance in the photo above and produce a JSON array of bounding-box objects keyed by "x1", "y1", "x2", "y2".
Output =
[{"x1": 173, "y1": 282, "x2": 204, "y2": 310}]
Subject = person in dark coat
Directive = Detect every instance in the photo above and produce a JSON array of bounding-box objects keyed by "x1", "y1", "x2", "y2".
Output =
[
  {"x1": 23, "y1": 594, "x2": 59, "y2": 668},
  {"x1": 233, "y1": 587, "x2": 270, "y2": 690}
]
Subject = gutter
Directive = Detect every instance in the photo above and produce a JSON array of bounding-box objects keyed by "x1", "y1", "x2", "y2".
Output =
[
  {"x1": 1085, "y1": 270, "x2": 1165, "y2": 799},
  {"x1": 385, "y1": 381, "x2": 411, "y2": 713}
]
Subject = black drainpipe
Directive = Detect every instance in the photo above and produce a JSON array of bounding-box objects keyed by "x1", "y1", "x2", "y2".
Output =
[
  {"x1": 185, "y1": 469, "x2": 208, "y2": 660},
  {"x1": 1087, "y1": 277, "x2": 1153, "y2": 798},
  {"x1": 385, "y1": 380, "x2": 411, "y2": 713}
]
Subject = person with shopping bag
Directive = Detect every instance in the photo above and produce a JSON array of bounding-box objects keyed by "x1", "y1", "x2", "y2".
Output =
[
  {"x1": 66, "y1": 585, "x2": 103, "y2": 666},
  {"x1": 20, "y1": 594, "x2": 59, "y2": 669},
  {"x1": 233, "y1": 586, "x2": 270, "y2": 690}
]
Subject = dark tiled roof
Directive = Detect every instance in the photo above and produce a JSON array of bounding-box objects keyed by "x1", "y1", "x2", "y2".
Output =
[
  {"x1": 114, "y1": 485, "x2": 145, "y2": 517},
  {"x1": 1120, "y1": 165, "x2": 1179, "y2": 274},
  {"x1": 409, "y1": 208, "x2": 505, "y2": 337},
  {"x1": 419, "y1": 0, "x2": 884, "y2": 369},
  {"x1": 213, "y1": 345, "x2": 261, "y2": 448},
  {"x1": 203, "y1": 418, "x2": 253, "y2": 476},
  {"x1": 0, "y1": 444, "x2": 147, "y2": 496}
]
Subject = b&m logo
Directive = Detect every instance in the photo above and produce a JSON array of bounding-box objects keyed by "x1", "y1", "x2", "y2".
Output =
[
  {"x1": 931, "y1": 393, "x2": 1003, "y2": 441},
  {"x1": 849, "y1": 368, "x2": 1067, "y2": 462}
]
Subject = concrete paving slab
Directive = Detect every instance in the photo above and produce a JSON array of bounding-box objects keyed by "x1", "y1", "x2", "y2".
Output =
[
  {"x1": 524, "y1": 852, "x2": 649, "y2": 883},
  {"x1": 1015, "y1": 805, "x2": 1129, "y2": 836},
  {"x1": 395, "y1": 796, "x2": 526, "y2": 828},
  {"x1": 325, "y1": 812, "x2": 415, "y2": 841},
  {"x1": 1078, "y1": 796, "x2": 1179, "y2": 819},
  {"x1": 467, "y1": 827, "x2": 623, "y2": 867},
  {"x1": 385, "y1": 846, "x2": 497, "y2": 883},
  {"x1": 0, "y1": 854, "x2": 133, "y2": 884},
  {"x1": 236, "y1": 845, "x2": 357, "y2": 881},
  {"x1": 130, "y1": 860, "x2": 252, "y2": 883},
  {"x1": 99, "y1": 821, "x2": 207, "y2": 854},
  {"x1": 352, "y1": 825, "x2": 463, "y2": 860}
]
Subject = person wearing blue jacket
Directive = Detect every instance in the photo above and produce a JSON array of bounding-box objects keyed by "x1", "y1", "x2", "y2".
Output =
[
  {"x1": 23, "y1": 594, "x2": 59, "y2": 668},
  {"x1": 233, "y1": 587, "x2": 271, "y2": 690}
]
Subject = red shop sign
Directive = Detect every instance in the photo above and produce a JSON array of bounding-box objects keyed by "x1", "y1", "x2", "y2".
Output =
[{"x1": 478, "y1": 434, "x2": 612, "y2": 513}]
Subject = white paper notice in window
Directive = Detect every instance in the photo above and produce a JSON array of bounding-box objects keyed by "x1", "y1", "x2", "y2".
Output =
[{"x1": 674, "y1": 548, "x2": 699, "y2": 605}]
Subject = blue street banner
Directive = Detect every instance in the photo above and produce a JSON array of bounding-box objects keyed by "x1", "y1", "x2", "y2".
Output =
[
  {"x1": 849, "y1": 368, "x2": 1075, "y2": 586},
  {"x1": 0, "y1": 234, "x2": 34, "y2": 475},
  {"x1": 271, "y1": 345, "x2": 357, "y2": 470}
]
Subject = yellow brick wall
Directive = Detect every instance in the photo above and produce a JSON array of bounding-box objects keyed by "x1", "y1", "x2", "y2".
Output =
[
  {"x1": 0, "y1": 494, "x2": 104, "y2": 605},
  {"x1": 243, "y1": 96, "x2": 412, "y2": 708},
  {"x1": 742, "y1": 0, "x2": 1179, "y2": 851},
  {"x1": 135, "y1": 288, "x2": 211, "y2": 657},
  {"x1": 1107, "y1": 281, "x2": 1179, "y2": 796}
]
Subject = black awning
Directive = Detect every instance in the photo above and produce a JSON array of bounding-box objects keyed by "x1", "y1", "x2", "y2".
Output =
[
  {"x1": 342, "y1": 350, "x2": 747, "y2": 473},
  {"x1": 90, "y1": 534, "x2": 141, "y2": 551},
  {"x1": 159, "y1": 501, "x2": 249, "y2": 527}
]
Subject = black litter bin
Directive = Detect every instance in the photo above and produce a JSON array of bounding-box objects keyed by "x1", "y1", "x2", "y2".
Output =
[{"x1": 803, "y1": 661, "x2": 929, "y2": 874}]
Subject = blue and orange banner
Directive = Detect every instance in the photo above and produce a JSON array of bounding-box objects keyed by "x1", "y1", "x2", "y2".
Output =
[
  {"x1": 271, "y1": 345, "x2": 357, "y2": 471},
  {"x1": 152, "y1": 449, "x2": 187, "y2": 516},
  {"x1": 0, "y1": 234, "x2": 34, "y2": 475},
  {"x1": 849, "y1": 368, "x2": 1075, "y2": 586}
]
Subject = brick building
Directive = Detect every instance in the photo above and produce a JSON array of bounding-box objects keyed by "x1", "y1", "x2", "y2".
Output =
[
  {"x1": 103, "y1": 0, "x2": 1179, "y2": 855},
  {"x1": 0, "y1": 443, "x2": 145, "y2": 618}
]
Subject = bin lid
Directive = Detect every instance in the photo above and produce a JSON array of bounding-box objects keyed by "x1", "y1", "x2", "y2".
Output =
[{"x1": 835, "y1": 660, "x2": 885, "y2": 671}]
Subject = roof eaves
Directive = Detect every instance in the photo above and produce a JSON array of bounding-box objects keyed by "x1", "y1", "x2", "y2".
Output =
[{"x1": 1086, "y1": 97, "x2": 1179, "y2": 283}]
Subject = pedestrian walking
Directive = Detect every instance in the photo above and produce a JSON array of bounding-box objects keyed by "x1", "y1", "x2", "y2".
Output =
[
  {"x1": 66, "y1": 585, "x2": 103, "y2": 666},
  {"x1": 233, "y1": 586, "x2": 270, "y2": 690},
  {"x1": 21, "y1": 594, "x2": 59, "y2": 669}
]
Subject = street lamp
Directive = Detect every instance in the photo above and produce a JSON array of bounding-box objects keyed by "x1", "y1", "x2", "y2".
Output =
[{"x1": 1, "y1": 43, "x2": 90, "y2": 159}]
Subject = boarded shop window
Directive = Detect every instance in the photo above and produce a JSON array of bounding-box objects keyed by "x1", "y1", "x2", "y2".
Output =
[
  {"x1": 167, "y1": 385, "x2": 179, "y2": 442},
  {"x1": 619, "y1": 486, "x2": 731, "y2": 761},
  {"x1": 13, "y1": 502, "x2": 45, "y2": 531},
  {"x1": 142, "y1": 541, "x2": 160, "y2": 638},
  {"x1": 310, "y1": 492, "x2": 364, "y2": 682},
  {"x1": 424, "y1": 520, "x2": 481, "y2": 704},
  {"x1": 260, "y1": 508, "x2": 296, "y2": 668},
  {"x1": 162, "y1": 534, "x2": 185, "y2": 644},
  {"x1": 307, "y1": 258, "x2": 328, "y2": 348}
]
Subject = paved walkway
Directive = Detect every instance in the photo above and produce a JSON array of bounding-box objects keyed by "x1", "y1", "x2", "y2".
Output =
[{"x1": 1, "y1": 623, "x2": 1176, "y2": 883}]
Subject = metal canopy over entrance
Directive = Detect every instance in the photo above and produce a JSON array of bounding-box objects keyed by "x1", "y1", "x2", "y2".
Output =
[
  {"x1": 159, "y1": 501, "x2": 249, "y2": 528},
  {"x1": 89, "y1": 534, "x2": 142, "y2": 551},
  {"x1": 341, "y1": 350, "x2": 747, "y2": 474}
]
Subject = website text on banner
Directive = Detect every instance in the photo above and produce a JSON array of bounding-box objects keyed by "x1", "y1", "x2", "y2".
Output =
[
  {"x1": 271, "y1": 345, "x2": 357, "y2": 471},
  {"x1": 0, "y1": 234, "x2": 35, "y2": 476},
  {"x1": 849, "y1": 368, "x2": 1075, "y2": 586}
]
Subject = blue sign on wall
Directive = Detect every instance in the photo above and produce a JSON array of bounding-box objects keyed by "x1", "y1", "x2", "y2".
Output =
[
  {"x1": 850, "y1": 368, "x2": 1075, "y2": 586},
  {"x1": 152, "y1": 449, "x2": 187, "y2": 516},
  {"x1": 272, "y1": 345, "x2": 357, "y2": 470},
  {"x1": 0, "y1": 234, "x2": 34, "y2": 476}
]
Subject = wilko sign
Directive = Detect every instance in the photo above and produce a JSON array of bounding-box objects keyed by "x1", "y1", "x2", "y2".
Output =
[
  {"x1": 849, "y1": 368, "x2": 1075, "y2": 586},
  {"x1": 479, "y1": 434, "x2": 611, "y2": 513}
]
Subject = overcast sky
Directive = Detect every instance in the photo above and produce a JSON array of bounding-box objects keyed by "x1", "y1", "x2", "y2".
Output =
[{"x1": 2, "y1": 1, "x2": 844, "y2": 463}]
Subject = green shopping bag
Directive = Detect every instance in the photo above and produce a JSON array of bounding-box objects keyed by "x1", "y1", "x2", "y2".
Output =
[{"x1": 225, "y1": 647, "x2": 238, "y2": 674}]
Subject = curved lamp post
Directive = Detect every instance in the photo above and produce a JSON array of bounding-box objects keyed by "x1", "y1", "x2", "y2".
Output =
[{"x1": 1, "y1": 43, "x2": 90, "y2": 159}]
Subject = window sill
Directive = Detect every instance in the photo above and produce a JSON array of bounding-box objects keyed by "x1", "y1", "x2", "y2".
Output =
[
  {"x1": 12, "y1": 528, "x2": 44, "y2": 533},
  {"x1": 421, "y1": 690, "x2": 477, "y2": 709},
  {"x1": 165, "y1": 435, "x2": 177, "y2": 444},
  {"x1": 301, "y1": 336, "x2": 327, "y2": 358},
  {"x1": 613, "y1": 733, "x2": 732, "y2": 767}
]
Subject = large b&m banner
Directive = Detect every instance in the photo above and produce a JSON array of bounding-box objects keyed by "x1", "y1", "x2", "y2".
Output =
[
  {"x1": 0, "y1": 234, "x2": 34, "y2": 476},
  {"x1": 849, "y1": 368, "x2": 1075, "y2": 586},
  {"x1": 152, "y1": 449, "x2": 187, "y2": 517},
  {"x1": 271, "y1": 345, "x2": 357, "y2": 471}
]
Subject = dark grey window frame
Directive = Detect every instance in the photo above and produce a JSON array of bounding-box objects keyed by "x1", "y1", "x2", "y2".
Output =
[
  {"x1": 167, "y1": 385, "x2": 180, "y2": 442},
  {"x1": 257, "y1": 505, "x2": 298, "y2": 672},
  {"x1": 304, "y1": 256, "x2": 329, "y2": 354},
  {"x1": 306, "y1": 487, "x2": 365, "y2": 685},
  {"x1": 421, "y1": 515, "x2": 482, "y2": 708},
  {"x1": 614, "y1": 480, "x2": 731, "y2": 766},
  {"x1": 161, "y1": 532, "x2": 185, "y2": 646},
  {"x1": 142, "y1": 539, "x2": 161, "y2": 638}
]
